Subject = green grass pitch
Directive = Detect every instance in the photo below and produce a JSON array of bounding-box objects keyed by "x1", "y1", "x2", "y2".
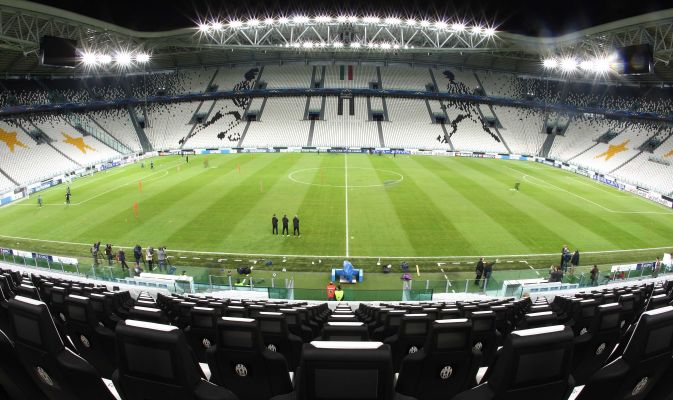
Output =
[{"x1": 1, "y1": 153, "x2": 672, "y2": 261}]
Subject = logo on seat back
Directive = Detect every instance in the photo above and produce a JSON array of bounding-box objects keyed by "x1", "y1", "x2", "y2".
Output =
[
  {"x1": 36, "y1": 366, "x2": 54, "y2": 387},
  {"x1": 235, "y1": 364, "x2": 248, "y2": 377},
  {"x1": 202, "y1": 338, "x2": 211, "y2": 348},
  {"x1": 473, "y1": 342, "x2": 483, "y2": 352},
  {"x1": 80, "y1": 335, "x2": 90, "y2": 348},
  {"x1": 632, "y1": 377, "x2": 648, "y2": 396},
  {"x1": 595, "y1": 343, "x2": 606, "y2": 355},
  {"x1": 267, "y1": 344, "x2": 277, "y2": 352},
  {"x1": 408, "y1": 346, "x2": 418, "y2": 354},
  {"x1": 440, "y1": 366, "x2": 453, "y2": 380}
]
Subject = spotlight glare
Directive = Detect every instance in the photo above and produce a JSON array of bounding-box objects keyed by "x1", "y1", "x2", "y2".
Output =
[
  {"x1": 405, "y1": 18, "x2": 416, "y2": 26},
  {"x1": 264, "y1": 17, "x2": 275, "y2": 25},
  {"x1": 135, "y1": 53, "x2": 150, "y2": 63},
  {"x1": 471, "y1": 25, "x2": 482, "y2": 34},
  {"x1": 302, "y1": 41, "x2": 313, "y2": 48},
  {"x1": 351, "y1": 42, "x2": 361, "y2": 48},
  {"x1": 363, "y1": 16, "x2": 380, "y2": 24},
  {"x1": 594, "y1": 57, "x2": 612, "y2": 73},
  {"x1": 278, "y1": 16, "x2": 290, "y2": 24},
  {"x1": 483, "y1": 27, "x2": 496, "y2": 36},
  {"x1": 385, "y1": 17, "x2": 401, "y2": 25},
  {"x1": 419, "y1": 20, "x2": 431, "y2": 27},
  {"x1": 198, "y1": 23, "x2": 210, "y2": 32},
  {"x1": 81, "y1": 52, "x2": 97, "y2": 65},
  {"x1": 97, "y1": 54, "x2": 112, "y2": 64},
  {"x1": 452, "y1": 22, "x2": 466, "y2": 31},
  {"x1": 333, "y1": 41, "x2": 343, "y2": 48},
  {"x1": 247, "y1": 18, "x2": 260, "y2": 27},
  {"x1": 336, "y1": 15, "x2": 347, "y2": 23},
  {"x1": 211, "y1": 21, "x2": 223, "y2": 31},
  {"x1": 315, "y1": 15, "x2": 332, "y2": 23},
  {"x1": 560, "y1": 57, "x2": 578, "y2": 72},
  {"x1": 229, "y1": 20, "x2": 243, "y2": 28},
  {"x1": 580, "y1": 60, "x2": 594, "y2": 71},
  {"x1": 115, "y1": 52, "x2": 132, "y2": 65},
  {"x1": 318, "y1": 41, "x2": 327, "y2": 47},
  {"x1": 435, "y1": 21, "x2": 448, "y2": 30},
  {"x1": 381, "y1": 42, "x2": 392, "y2": 49},
  {"x1": 293, "y1": 15, "x2": 309, "y2": 24},
  {"x1": 347, "y1": 16, "x2": 358, "y2": 23},
  {"x1": 543, "y1": 58, "x2": 558, "y2": 69},
  {"x1": 393, "y1": 43, "x2": 400, "y2": 49}
]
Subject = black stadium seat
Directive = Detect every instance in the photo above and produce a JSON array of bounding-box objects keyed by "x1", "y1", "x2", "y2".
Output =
[
  {"x1": 0, "y1": 328, "x2": 48, "y2": 400},
  {"x1": 396, "y1": 319, "x2": 480, "y2": 400},
  {"x1": 184, "y1": 306, "x2": 219, "y2": 362},
  {"x1": 575, "y1": 306, "x2": 673, "y2": 399},
  {"x1": 257, "y1": 311, "x2": 303, "y2": 371},
  {"x1": 271, "y1": 341, "x2": 418, "y2": 400},
  {"x1": 385, "y1": 313, "x2": 432, "y2": 372},
  {"x1": 112, "y1": 319, "x2": 238, "y2": 400},
  {"x1": 321, "y1": 322, "x2": 370, "y2": 341},
  {"x1": 8, "y1": 296, "x2": 115, "y2": 400},
  {"x1": 206, "y1": 317, "x2": 292, "y2": 400},
  {"x1": 452, "y1": 325, "x2": 575, "y2": 400}
]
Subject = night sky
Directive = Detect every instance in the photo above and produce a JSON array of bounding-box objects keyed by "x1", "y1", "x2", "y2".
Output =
[{"x1": 33, "y1": 0, "x2": 669, "y2": 37}]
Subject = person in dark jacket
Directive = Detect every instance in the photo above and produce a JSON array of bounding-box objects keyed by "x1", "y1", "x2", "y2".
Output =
[
  {"x1": 105, "y1": 244, "x2": 113, "y2": 266},
  {"x1": 590, "y1": 265, "x2": 599, "y2": 286},
  {"x1": 293, "y1": 215, "x2": 300, "y2": 237},
  {"x1": 133, "y1": 245, "x2": 144, "y2": 267},
  {"x1": 272, "y1": 214, "x2": 279, "y2": 235},
  {"x1": 569, "y1": 249, "x2": 580, "y2": 275},
  {"x1": 475, "y1": 257, "x2": 484, "y2": 286},
  {"x1": 118, "y1": 249, "x2": 129, "y2": 272},
  {"x1": 282, "y1": 215, "x2": 289, "y2": 236}
]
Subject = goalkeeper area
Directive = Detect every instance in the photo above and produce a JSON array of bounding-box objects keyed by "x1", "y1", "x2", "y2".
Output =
[{"x1": 0, "y1": 153, "x2": 671, "y2": 291}]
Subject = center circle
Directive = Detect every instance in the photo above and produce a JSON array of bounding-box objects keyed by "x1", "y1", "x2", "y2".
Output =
[{"x1": 288, "y1": 167, "x2": 404, "y2": 188}]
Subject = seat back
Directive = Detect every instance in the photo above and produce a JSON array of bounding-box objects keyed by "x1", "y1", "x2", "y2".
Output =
[
  {"x1": 113, "y1": 319, "x2": 236, "y2": 400},
  {"x1": 8, "y1": 296, "x2": 114, "y2": 400},
  {"x1": 321, "y1": 322, "x2": 369, "y2": 341},
  {"x1": 520, "y1": 311, "x2": 557, "y2": 329},
  {"x1": 578, "y1": 306, "x2": 673, "y2": 400},
  {"x1": 184, "y1": 306, "x2": 218, "y2": 362},
  {"x1": 385, "y1": 313, "x2": 431, "y2": 372},
  {"x1": 0, "y1": 328, "x2": 48, "y2": 400},
  {"x1": 470, "y1": 310, "x2": 498, "y2": 366},
  {"x1": 397, "y1": 319, "x2": 479, "y2": 400},
  {"x1": 293, "y1": 341, "x2": 397, "y2": 400},
  {"x1": 206, "y1": 317, "x2": 292, "y2": 400}
]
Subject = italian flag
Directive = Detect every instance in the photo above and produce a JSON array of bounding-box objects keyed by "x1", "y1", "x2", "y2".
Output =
[{"x1": 339, "y1": 65, "x2": 353, "y2": 81}]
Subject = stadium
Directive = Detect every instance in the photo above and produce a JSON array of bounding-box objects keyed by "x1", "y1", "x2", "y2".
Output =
[{"x1": 0, "y1": 0, "x2": 673, "y2": 399}]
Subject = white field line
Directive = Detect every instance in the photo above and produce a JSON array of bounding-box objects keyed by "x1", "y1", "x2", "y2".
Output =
[
  {"x1": 0, "y1": 233, "x2": 669, "y2": 259},
  {"x1": 345, "y1": 153, "x2": 350, "y2": 257},
  {"x1": 504, "y1": 165, "x2": 673, "y2": 215},
  {"x1": 9, "y1": 160, "x2": 182, "y2": 207}
]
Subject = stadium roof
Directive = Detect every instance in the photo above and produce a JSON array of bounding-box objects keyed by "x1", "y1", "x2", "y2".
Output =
[{"x1": 1, "y1": 0, "x2": 673, "y2": 84}]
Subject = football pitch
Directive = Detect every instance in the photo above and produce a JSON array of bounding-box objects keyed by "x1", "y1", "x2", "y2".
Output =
[{"x1": 0, "y1": 152, "x2": 672, "y2": 267}]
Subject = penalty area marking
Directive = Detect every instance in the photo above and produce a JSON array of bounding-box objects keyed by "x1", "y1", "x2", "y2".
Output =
[
  {"x1": 503, "y1": 165, "x2": 673, "y2": 215},
  {"x1": 288, "y1": 166, "x2": 404, "y2": 188},
  {"x1": 0, "y1": 233, "x2": 669, "y2": 260}
]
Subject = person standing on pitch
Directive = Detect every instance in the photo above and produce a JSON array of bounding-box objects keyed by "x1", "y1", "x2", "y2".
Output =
[
  {"x1": 293, "y1": 215, "x2": 300, "y2": 237},
  {"x1": 37, "y1": 195, "x2": 42, "y2": 207},
  {"x1": 65, "y1": 191, "x2": 71, "y2": 205},
  {"x1": 150, "y1": 160, "x2": 154, "y2": 169},
  {"x1": 272, "y1": 214, "x2": 279, "y2": 235},
  {"x1": 282, "y1": 214, "x2": 289, "y2": 236}
]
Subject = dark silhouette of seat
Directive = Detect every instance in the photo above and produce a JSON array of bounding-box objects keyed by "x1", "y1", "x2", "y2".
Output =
[
  {"x1": 63, "y1": 294, "x2": 116, "y2": 378},
  {"x1": 452, "y1": 325, "x2": 575, "y2": 400},
  {"x1": 8, "y1": 296, "x2": 115, "y2": 400},
  {"x1": 470, "y1": 311, "x2": 498, "y2": 367},
  {"x1": 270, "y1": 341, "x2": 418, "y2": 400},
  {"x1": 385, "y1": 314, "x2": 432, "y2": 372},
  {"x1": 206, "y1": 317, "x2": 292, "y2": 400},
  {"x1": 571, "y1": 302, "x2": 622, "y2": 385},
  {"x1": 575, "y1": 306, "x2": 673, "y2": 400},
  {"x1": 257, "y1": 311, "x2": 303, "y2": 371},
  {"x1": 112, "y1": 319, "x2": 239, "y2": 400},
  {"x1": 0, "y1": 328, "x2": 48, "y2": 400},
  {"x1": 397, "y1": 318, "x2": 481, "y2": 400},
  {"x1": 184, "y1": 306, "x2": 219, "y2": 362}
]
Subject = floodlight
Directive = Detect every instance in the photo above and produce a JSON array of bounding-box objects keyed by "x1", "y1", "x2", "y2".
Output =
[
  {"x1": 405, "y1": 18, "x2": 416, "y2": 26},
  {"x1": 333, "y1": 41, "x2": 344, "y2": 48},
  {"x1": 483, "y1": 27, "x2": 496, "y2": 36},
  {"x1": 315, "y1": 15, "x2": 332, "y2": 23},
  {"x1": 302, "y1": 41, "x2": 313, "y2": 48},
  {"x1": 471, "y1": 25, "x2": 482, "y2": 34},
  {"x1": 115, "y1": 52, "x2": 132, "y2": 65},
  {"x1": 543, "y1": 58, "x2": 558, "y2": 69},
  {"x1": 318, "y1": 42, "x2": 327, "y2": 48},
  {"x1": 293, "y1": 15, "x2": 310, "y2": 24},
  {"x1": 81, "y1": 52, "x2": 97, "y2": 65},
  {"x1": 435, "y1": 21, "x2": 448, "y2": 30},
  {"x1": 393, "y1": 43, "x2": 400, "y2": 49},
  {"x1": 336, "y1": 15, "x2": 347, "y2": 23},
  {"x1": 580, "y1": 60, "x2": 594, "y2": 71},
  {"x1": 593, "y1": 57, "x2": 612, "y2": 73},
  {"x1": 347, "y1": 16, "x2": 358, "y2": 23},
  {"x1": 264, "y1": 17, "x2": 275, "y2": 25},
  {"x1": 229, "y1": 20, "x2": 243, "y2": 28},
  {"x1": 278, "y1": 16, "x2": 290, "y2": 24},
  {"x1": 381, "y1": 42, "x2": 392, "y2": 49},
  {"x1": 97, "y1": 54, "x2": 112, "y2": 64},
  {"x1": 135, "y1": 53, "x2": 150, "y2": 63},
  {"x1": 560, "y1": 57, "x2": 578, "y2": 72},
  {"x1": 385, "y1": 17, "x2": 401, "y2": 25},
  {"x1": 211, "y1": 21, "x2": 223, "y2": 30},
  {"x1": 452, "y1": 22, "x2": 466, "y2": 31},
  {"x1": 198, "y1": 23, "x2": 210, "y2": 33},
  {"x1": 363, "y1": 16, "x2": 380, "y2": 24},
  {"x1": 350, "y1": 42, "x2": 361, "y2": 48},
  {"x1": 291, "y1": 42, "x2": 300, "y2": 48},
  {"x1": 419, "y1": 20, "x2": 431, "y2": 27},
  {"x1": 247, "y1": 19, "x2": 260, "y2": 27}
]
